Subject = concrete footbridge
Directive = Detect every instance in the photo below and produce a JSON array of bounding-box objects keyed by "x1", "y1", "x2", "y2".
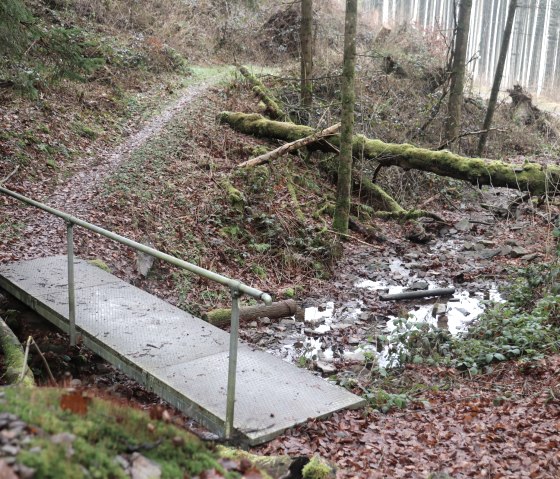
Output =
[{"x1": 0, "y1": 187, "x2": 364, "y2": 445}]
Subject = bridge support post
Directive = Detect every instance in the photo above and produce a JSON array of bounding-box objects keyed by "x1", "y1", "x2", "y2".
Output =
[
  {"x1": 225, "y1": 286, "x2": 242, "y2": 439},
  {"x1": 66, "y1": 222, "x2": 77, "y2": 347}
]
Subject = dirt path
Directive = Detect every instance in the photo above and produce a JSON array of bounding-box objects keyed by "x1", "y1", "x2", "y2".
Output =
[{"x1": 1, "y1": 69, "x2": 229, "y2": 261}]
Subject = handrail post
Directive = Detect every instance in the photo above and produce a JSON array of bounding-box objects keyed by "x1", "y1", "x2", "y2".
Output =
[
  {"x1": 224, "y1": 286, "x2": 242, "y2": 439},
  {"x1": 66, "y1": 221, "x2": 77, "y2": 347}
]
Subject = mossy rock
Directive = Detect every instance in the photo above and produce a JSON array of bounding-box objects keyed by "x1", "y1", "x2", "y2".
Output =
[{"x1": 302, "y1": 456, "x2": 335, "y2": 479}]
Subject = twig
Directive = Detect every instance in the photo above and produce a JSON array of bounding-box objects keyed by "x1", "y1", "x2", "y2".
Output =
[
  {"x1": 0, "y1": 165, "x2": 19, "y2": 185},
  {"x1": 437, "y1": 128, "x2": 508, "y2": 150},
  {"x1": 19, "y1": 336, "x2": 32, "y2": 383},
  {"x1": 31, "y1": 337, "x2": 57, "y2": 386},
  {"x1": 325, "y1": 229, "x2": 381, "y2": 248}
]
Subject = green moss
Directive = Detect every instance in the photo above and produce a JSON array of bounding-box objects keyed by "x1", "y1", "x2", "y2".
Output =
[
  {"x1": 282, "y1": 287, "x2": 296, "y2": 298},
  {"x1": 88, "y1": 259, "x2": 111, "y2": 272},
  {"x1": 302, "y1": 456, "x2": 333, "y2": 479},
  {"x1": 1, "y1": 387, "x2": 231, "y2": 479}
]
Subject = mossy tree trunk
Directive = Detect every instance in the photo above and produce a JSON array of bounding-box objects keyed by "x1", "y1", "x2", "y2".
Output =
[
  {"x1": 446, "y1": 0, "x2": 473, "y2": 145},
  {"x1": 300, "y1": 0, "x2": 313, "y2": 122},
  {"x1": 333, "y1": 0, "x2": 358, "y2": 235},
  {"x1": 218, "y1": 112, "x2": 560, "y2": 197},
  {"x1": 477, "y1": 0, "x2": 518, "y2": 156}
]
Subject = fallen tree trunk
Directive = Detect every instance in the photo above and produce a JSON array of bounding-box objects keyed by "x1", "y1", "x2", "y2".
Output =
[
  {"x1": 218, "y1": 112, "x2": 560, "y2": 196},
  {"x1": 238, "y1": 66, "x2": 288, "y2": 121},
  {"x1": 203, "y1": 299, "x2": 299, "y2": 327},
  {"x1": 238, "y1": 123, "x2": 341, "y2": 168},
  {"x1": 380, "y1": 288, "x2": 455, "y2": 301}
]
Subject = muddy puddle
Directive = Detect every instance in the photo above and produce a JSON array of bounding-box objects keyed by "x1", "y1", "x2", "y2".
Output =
[{"x1": 265, "y1": 257, "x2": 504, "y2": 369}]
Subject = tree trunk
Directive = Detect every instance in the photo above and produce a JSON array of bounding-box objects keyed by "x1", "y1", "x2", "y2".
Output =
[
  {"x1": 203, "y1": 300, "x2": 299, "y2": 327},
  {"x1": 446, "y1": 0, "x2": 473, "y2": 145},
  {"x1": 238, "y1": 66, "x2": 287, "y2": 121},
  {"x1": 333, "y1": 0, "x2": 358, "y2": 235},
  {"x1": 478, "y1": 0, "x2": 518, "y2": 157},
  {"x1": 218, "y1": 112, "x2": 560, "y2": 197},
  {"x1": 300, "y1": 0, "x2": 313, "y2": 121}
]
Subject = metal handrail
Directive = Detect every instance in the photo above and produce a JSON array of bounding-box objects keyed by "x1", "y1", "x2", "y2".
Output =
[{"x1": 0, "y1": 186, "x2": 272, "y2": 438}]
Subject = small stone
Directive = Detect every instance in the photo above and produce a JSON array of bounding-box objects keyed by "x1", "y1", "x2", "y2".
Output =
[
  {"x1": 478, "y1": 239, "x2": 496, "y2": 247},
  {"x1": 172, "y1": 436, "x2": 184, "y2": 447},
  {"x1": 15, "y1": 464, "x2": 35, "y2": 479},
  {"x1": 454, "y1": 218, "x2": 471, "y2": 232},
  {"x1": 408, "y1": 281, "x2": 429, "y2": 291},
  {"x1": 316, "y1": 361, "x2": 337, "y2": 374},
  {"x1": 432, "y1": 303, "x2": 447, "y2": 317},
  {"x1": 500, "y1": 245, "x2": 513, "y2": 256},
  {"x1": 1, "y1": 445, "x2": 19, "y2": 456},
  {"x1": 473, "y1": 243, "x2": 486, "y2": 252},
  {"x1": 70, "y1": 379, "x2": 82, "y2": 388},
  {"x1": 463, "y1": 242, "x2": 475, "y2": 251},
  {"x1": 478, "y1": 248, "x2": 501, "y2": 260},
  {"x1": 130, "y1": 453, "x2": 161, "y2": 479},
  {"x1": 258, "y1": 317, "x2": 271, "y2": 325},
  {"x1": 521, "y1": 252, "x2": 539, "y2": 262},
  {"x1": 50, "y1": 433, "x2": 76, "y2": 445},
  {"x1": 115, "y1": 455, "x2": 130, "y2": 471},
  {"x1": 248, "y1": 321, "x2": 258, "y2": 328},
  {"x1": 348, "y1": 336, "x2": 360, "y2": 345},
  {"x1": 0, "y1": 460, "x2": 17, "y2": 479},
  {"x1": 510, "y1": 246, "x2": 529, "y2": 258},
  {"x1": 505, "y1": 238, "x2": 520, "y2": 246}
]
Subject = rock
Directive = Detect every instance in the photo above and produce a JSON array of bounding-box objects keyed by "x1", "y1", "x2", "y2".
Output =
[
  {"x1": 521, "y1": 252, "x2": 539, "y2": 262},
  {"x1": 432, "y1": 303, "x2": 447, "y2": 317},
  {"x1": 509, "y1": 246, "x2": 529, "y2": 258},
  {"x1": 347, "y1": 336, "x2": 360, "y2": 345},
  {"x1": 478, "y1": 239, "x2": 496, "y2": 247},
  {"x1": 505, "y1": 238, "x2": 520, "y2": 246},
  {"x1": 115, "y1": 455, "x2": 130, "y2": 471},
  {"x1": 454, "y1": 218, "x2": 471, "y2": 232},
  {"x1": 408, "y1": 281, "x2": 429, "y2": 291},
  {"x1": 500, "y1": 245, "x2": 513, "y2": 256},
  {"x1": 437, "y1": 315, "x2": 449, "y2": 329},
  {"x1": 478, "y1": 248, "x2": 502, "y2": 260},
  {"x1": 1, "y1": 445, "x2": 19, "y2": 456},
  {"x1": 258, "y1": 317, "x2": 271, "y2": 325},
  {"x1": 130, "y1": 454, "x2": 161, "y2": 479},
  {"x1": 136, "y1": 241, "x2": 156, "y2": 277},
  {"x1": 316, "y1": 361, "x2": 337, "y2": 375},
  {"x1": 69, "y1": 379, "x2": 82, "y2": 388},
  {"x1": 473, "y1": 243, "x2": 486, "y2": 252},
  {"x1": 15, "y1": 464, "x2": 35, "y2": 479},
  {"x1": 0, "y1": 460, "x2": 18, "y2": 479},
  {"x1": 50, "y1": 433, "x2": 76, "y2": 445},
  {"x1": 463, "y1": 242, "x2": 475, "y2": 251}
]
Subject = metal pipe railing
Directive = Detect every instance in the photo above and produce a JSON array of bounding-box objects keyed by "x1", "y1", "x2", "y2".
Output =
[{"x1": 0, "y1": 186, "x2": 272, "y2": 438}]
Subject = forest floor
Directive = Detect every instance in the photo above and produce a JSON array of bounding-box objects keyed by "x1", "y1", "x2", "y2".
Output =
[{"x1": 2, "y1": 65, "x2": 560, "y2": 478}]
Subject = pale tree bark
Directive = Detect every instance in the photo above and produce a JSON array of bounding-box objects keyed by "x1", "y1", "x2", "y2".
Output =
[
  {"x1": 333, "y1": 0, "x2": 358, "y2": 235},
  {"x1": 446, "y1": 0, "x2": 473, "y2": 145},
  {"x1": 300, "y1": 0, "x2": 313, "y2": 121},
  {"x1": 478, "y1": 0, "x2": 518, "y2": 157}
]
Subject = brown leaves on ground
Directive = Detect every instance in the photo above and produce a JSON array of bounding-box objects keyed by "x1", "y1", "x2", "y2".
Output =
[
  {"x1": 60, "y1": 390, "x2": 91, "y2": 415},
  {"x1": 256, "y1": 357, "x2": 560, "y2": 478}
]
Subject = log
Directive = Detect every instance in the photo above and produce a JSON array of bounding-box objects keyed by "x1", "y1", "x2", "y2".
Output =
[
  {"x1": 238, "y1": 123, "x2": 341, "y2": 168},
  {"x1": 379, "y1": 288, "x2": 455, "y2": 301},
  {"x1": 238, "y1": 66, "x2": 288, "y2": 121},
  {"x1": 204, "y1": 299, "x2": 298, "y2": 327},
  {"x1": 218, "y1": 112, "x2": 560, "y2": 196}
]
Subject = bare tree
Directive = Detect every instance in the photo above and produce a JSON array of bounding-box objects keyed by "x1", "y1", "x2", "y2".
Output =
[
  {"x1": 300, "y1": 0, "x2": 313, "y2": 122},
  {"x1": 333, "y1": 0, "x2": 358, "y2": 235},
  {"x1": 477, "y1": 0, "x2": 518, "y2": 156},
  {"x1": 446, "y1": 0, "x2": 473, "y2": 146}
]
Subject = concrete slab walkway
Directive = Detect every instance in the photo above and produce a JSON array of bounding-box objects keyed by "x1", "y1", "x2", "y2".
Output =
[{"x1": 0, "y1": 256, "x2": 365, "y2": 444}]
